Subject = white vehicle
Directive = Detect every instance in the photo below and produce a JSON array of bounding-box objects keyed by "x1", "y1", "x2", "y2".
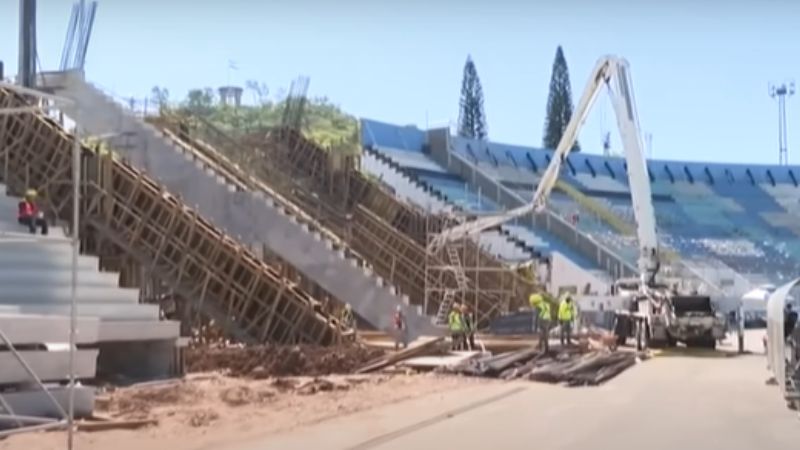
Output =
[{"x1": 430, "y1": 55, "x2": 727, "y2": 349}]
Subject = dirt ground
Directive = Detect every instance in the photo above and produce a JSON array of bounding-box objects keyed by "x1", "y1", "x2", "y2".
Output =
[
  {"x1": 184, "y1": 344, "x2": 385, "y2": 377},
  {"x1": 0, "y1": 372, "x2": 487, "y2": 450}
]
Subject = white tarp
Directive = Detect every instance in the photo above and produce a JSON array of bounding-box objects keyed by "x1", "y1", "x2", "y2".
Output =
[{"x1": 766, "y1": 278, "x2": 794, "y2": 394}]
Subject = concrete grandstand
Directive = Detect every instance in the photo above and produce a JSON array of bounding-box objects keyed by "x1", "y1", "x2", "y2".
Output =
[{"x1": 360, "y1": 118, "x2": 800, "y2": 299}]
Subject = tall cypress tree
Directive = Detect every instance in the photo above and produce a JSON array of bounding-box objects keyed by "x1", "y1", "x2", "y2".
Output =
[
  {"x1": 543, "y1": 46, "x2": 580, "y2": 151},
  {"x1": 457, "y1": 55, "x2": 488, "y2": 140}
]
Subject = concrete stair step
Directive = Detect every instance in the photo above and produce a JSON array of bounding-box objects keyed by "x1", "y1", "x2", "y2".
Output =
[
  {"x1": 97, "y1": 320, "x2": 180, "y2": 342},
  {"x1": 0, "y1": 269, "x2": 120, "y2": 287},
  {"x1": 0, "y1": 285, "x2": 139, "y2": 303},
  {"x1": 0, "y1": 303, "x2": 160, "y2": 320},
  {"x1": 0, "y1": 386, "x2": 95, "y2": 425},
  {"x1": 0, "y1": 313, "x2": 100, "y2": 344},
  {"x1": 0, "y1": 349, "x2": 99, "y2": 384},
  {"x1": 0, "y1": 256, "x2": 99, "y2": 271}
]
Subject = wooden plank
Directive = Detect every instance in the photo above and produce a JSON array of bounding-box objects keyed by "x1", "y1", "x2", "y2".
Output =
[
  {"x1": 356, "y1": 336, "x2": 445, "y2": 374},
  {"x1": 76, "y1": 418, "x2": 158, "y2": 432}
]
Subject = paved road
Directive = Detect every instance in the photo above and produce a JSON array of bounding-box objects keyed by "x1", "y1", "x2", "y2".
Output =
[{"x1": 230, "y1": 332, "x2": 800, "y2": 450}]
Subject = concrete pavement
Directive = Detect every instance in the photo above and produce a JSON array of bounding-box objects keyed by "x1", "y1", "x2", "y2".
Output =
[{"x1": 225, "y1": 331, "x2": 800, "y2": 450}]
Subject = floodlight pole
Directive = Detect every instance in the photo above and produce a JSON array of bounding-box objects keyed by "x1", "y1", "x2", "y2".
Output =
[
  {"x1": 0, "y1": 81, "x2": 79, "y2": 449},
  {"x1": 769, "y1": 81, "x2": 795, "y2": 166}
]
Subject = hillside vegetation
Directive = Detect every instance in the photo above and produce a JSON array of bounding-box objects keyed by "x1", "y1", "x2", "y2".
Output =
[{"x1": 152, "y1": 85, "x2": 360, "y2": 155}]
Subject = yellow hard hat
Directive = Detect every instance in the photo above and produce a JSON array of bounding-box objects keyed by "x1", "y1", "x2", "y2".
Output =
[{"x1": 25, "y1": 189, "x2": 37, "y2": 199}]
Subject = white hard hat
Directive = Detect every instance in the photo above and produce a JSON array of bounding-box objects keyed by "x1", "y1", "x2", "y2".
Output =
[
  {"x1": 396, "y1": 305, "x2": 402, "y2": 312},
  {"x1": 345, "y1": 303, "x2": 352, "y2": 310}
]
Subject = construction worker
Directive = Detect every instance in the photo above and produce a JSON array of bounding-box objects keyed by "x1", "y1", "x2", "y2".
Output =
[
  {"x1": 538, "y1": 299, "x2": 552, "y2": 353},
  {"x1": 393, "y1": 305, "x2": 408, "y2": 350},
  {"x1": 558, "y1": 294, "x2": 577, "y2": 346},
  {"x1": 340, "y1": 303, "x2": 355, "y2": 330},
  {"x1": 529, "y1": 291, "x2": 544, "y2": 333},
  {"x1": 448, "y1": 303, "x2": 465, "y2": 351},
  {"x1": 17, "y1": 189, "x2": 48, "y2": 235},
  {"x1": 462, "y1": 304, "x2": 476, "y2": 351}
]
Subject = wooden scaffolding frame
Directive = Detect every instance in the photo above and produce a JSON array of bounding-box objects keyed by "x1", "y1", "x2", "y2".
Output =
[
  {"x1": 0, "y1": 88, "x2": 346, "y2": 346},
  {"x1": 154, "y1": 117, "x2": 536, "y2": 327}
]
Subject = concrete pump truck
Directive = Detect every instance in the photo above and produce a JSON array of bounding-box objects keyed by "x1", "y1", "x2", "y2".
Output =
[{"x1": 430, "y1": 55, "x2": 727, "y2": 349}]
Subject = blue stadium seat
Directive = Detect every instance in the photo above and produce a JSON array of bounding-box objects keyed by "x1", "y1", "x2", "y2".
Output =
[{"x1": 358, "y1": 118, "x2": 800, "y2": 285}]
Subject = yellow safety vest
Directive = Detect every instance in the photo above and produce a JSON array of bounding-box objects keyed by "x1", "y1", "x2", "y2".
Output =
[
  {"x1": 558, "y1": 300, "x2": 575, "y2": 322},
  {"x1": 529, "y1": 293, "x2": 543, "y2": 308},
  {"x1": 538, "y1": 302, "x2": 551, "y2": 321},
  {"x1": 448, "y1": 311, "x2": 464, "y2": 332}
]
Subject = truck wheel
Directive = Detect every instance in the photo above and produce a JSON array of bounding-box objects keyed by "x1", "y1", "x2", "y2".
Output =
[
  {"x1": 686, "y1": 337, "x2": 716, "y2": 350},
  {"x1": 667, "y1": 335, "x2": 677, "y2": 348},
  {"x1": 613, "y1": 314, "x2": 629, "y2": 346}
]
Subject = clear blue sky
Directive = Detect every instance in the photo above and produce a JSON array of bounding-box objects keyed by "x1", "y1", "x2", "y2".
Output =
[{"x1": 2, "y1": 0, "x2": 800, "y2": 164}]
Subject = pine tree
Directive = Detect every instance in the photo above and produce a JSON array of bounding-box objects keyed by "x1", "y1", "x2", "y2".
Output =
[
  {"x1": 543, "y1": 46, "x2": 580, "y2": 151},
  {"x1": 457, "y1": 55, "x2": 488, "y2": 140}
]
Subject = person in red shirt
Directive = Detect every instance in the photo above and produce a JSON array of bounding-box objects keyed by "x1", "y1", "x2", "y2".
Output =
[
  {"x1": 17, "y1": 189, "x2": 48, "y2": 235},
  {"x1": 393, "y1": 305, "x2": 408, "y2": 351}
]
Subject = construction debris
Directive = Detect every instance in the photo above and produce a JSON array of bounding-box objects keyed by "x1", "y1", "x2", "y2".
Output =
[
  {"x1": 442, "y1": 346, "x2": 645, "y2": 387},
  {"x1": 356, "y1": 337, "x2": 445, "y2": 374},
  {"x1": 185, "y1": 344, "x2": 385, "y2": 378}
]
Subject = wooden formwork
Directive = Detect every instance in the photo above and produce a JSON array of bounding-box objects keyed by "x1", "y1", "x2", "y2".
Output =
[
  {"x1": 274, "y1": 128, "x2": 535, "y2": 299},
  {"x1": 0, "y1": 89, "x2": 345, "y2": 345},
  {"x1": 182, "y1": 124, "x2": 532, "y2": 325},
  {"x1": 153, "y1": 118, "x2": 536, "y2": 326}
]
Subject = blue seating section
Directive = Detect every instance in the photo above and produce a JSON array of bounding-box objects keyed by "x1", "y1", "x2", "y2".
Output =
[
  {"x1": 415, "y1": 173, "x2": 497, "y2": 212},
  {"x1": 361, "y1": 119, "x2": 426, "y2": 152},
  {"x1": 360, "y1": 118, "x2": 800, "y2": 284}
]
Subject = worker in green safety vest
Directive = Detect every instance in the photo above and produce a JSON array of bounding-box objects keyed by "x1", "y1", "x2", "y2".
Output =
[
  {"x1": 558, "y1": 295, "x2": 577, "y2": 346},
  {"x1": 538, "y1": 299, "x2": 552, "y2": 353},
  {"x1": 529, "y1": 292, "x2": 544, "y2": 333},
  {"x1": 448, "y1": 303, "x2": 465, "y2": 351}
]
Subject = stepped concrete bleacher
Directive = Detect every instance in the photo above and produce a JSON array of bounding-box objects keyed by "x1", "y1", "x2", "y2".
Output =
[
  {"x1": 1, "y1": 86, "x2": 352, "y2": 347},
  {"x1": 148, "y1": 114, "x2": 538, "y2": 326},
  {"x1": 38, "y1": 70, "x2": 439, "y2": 340},
  {"x1": 0, "y1": 314, "x2": 97, "y2": 424},
  {"x1": 0, "y1": 185, "x2": 180, "y2": 382},
  {"x1": 361, "y1": 119, "x2": 629, "y2": 291},
  {"x1": 361, "y1": 118, "x2": 800, "y2": 292}
]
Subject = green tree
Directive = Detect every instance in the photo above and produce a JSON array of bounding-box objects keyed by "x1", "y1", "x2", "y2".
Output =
[
  {"x1": 183, "y1": 88, "x2": 216, "y2": 117},
  {"x1": 457, "y1": 55, "x2": 488, "y2": 140},
  {"x1": 168, "y1": 82, "x2": 359, "y2": 154},
  {"x1": 150, "y1": 86, "x2": 170, "y2": 114},
  {"x1": 543, "y1": 46, "x2": 580, "y2": 151}
]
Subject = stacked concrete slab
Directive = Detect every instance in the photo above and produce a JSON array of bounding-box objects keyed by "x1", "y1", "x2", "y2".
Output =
[
  {"x1": 0, "y1": 314, "x2": 97, "y2": 425},
  {"x1": 0, "y1": 184, "x2": 180, "y2": 388}
]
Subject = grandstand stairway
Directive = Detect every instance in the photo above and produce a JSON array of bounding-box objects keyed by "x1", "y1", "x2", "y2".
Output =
[
  {"x1": 0, "y1": 86, "x2": 351, "y2": 345},
  {"x1": 37, "y1": 70, "x2": 440, "y2": 339}
]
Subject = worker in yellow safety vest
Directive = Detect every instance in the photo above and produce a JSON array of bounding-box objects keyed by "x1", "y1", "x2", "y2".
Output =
[
  {"x1": 538, "y1": 299, "x2": 552, "y2": 353},
  {"x1": 448, "y1": 303, "x2": 465, "y2": 351},
  {"x1": 558, "y1": 295, "x2": 577, "y2": 346},
  {"x1": 529, "y1": 292, "x2": 544, "y2": 333}
]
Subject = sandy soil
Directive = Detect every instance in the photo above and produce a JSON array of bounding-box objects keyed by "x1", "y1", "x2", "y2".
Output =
[{"x1": 0, "y1": 373, "x2": 488, "y2": 450}]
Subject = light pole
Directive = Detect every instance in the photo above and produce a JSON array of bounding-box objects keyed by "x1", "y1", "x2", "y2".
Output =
[
  {"x1": 0, "y1": 81, "x2": 80, "y2": 449},
  {"x1": 769, "y1": 81, "x2": 795, "y2": 166}
]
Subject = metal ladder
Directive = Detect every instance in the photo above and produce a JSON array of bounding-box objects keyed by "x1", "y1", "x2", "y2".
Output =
[{"x1": 434, "y1": 245, "x2": 469, "y2": 325}]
